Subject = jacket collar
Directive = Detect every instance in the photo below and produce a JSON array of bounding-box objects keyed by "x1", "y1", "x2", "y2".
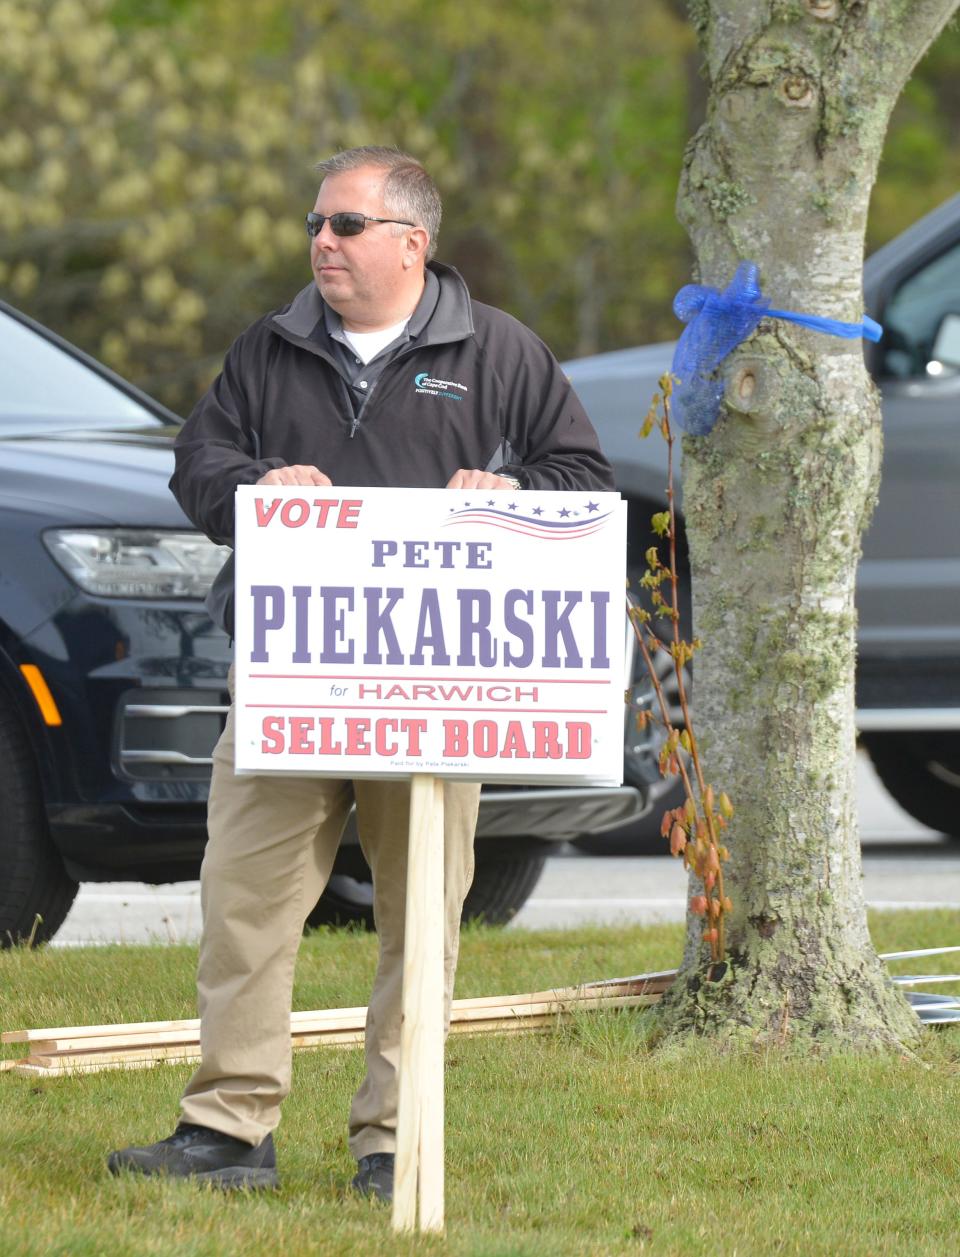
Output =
[{"x1": 270, "y1": 261, "x2": 474, "y2": 355}]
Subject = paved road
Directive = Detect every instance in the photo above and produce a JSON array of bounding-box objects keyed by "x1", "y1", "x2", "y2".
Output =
[
  {"x1": 55, "y1": 752, "x2": 960, "y2": 945},
  {"x1": 512, "y1": 752, "x2": 960, "y2": 930}
]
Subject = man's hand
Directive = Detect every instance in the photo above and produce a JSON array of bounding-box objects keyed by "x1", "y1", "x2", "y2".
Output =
[
  {"x1": 257, "y1": 465, "x2": 332, "y2": 487},
  {"x1": 446, "y1": 469, "x2": 520, "y2": 490}
]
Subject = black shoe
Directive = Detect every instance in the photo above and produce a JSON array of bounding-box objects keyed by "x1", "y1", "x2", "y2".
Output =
[
  {"x1": 108, "y1": 1122, "x2": 279, "y2": 1190},
  {"x1": 351, "y1": 1152, "x2": 395, "y2": 1203}
]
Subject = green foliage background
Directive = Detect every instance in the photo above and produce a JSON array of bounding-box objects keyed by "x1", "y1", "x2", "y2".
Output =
[{"x1": 1, "y1": 0, "x2": 957, "y2": 413}]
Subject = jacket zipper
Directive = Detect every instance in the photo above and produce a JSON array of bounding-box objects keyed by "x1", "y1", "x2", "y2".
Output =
[{"x1": 344, "y1": 338, "x2": 450, "y2": 440}]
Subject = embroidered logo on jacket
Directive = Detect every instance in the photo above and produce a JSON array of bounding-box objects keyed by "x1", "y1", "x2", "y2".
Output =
[{"x1": 414, "y1": 372, "x2": 468, "y2": 401}]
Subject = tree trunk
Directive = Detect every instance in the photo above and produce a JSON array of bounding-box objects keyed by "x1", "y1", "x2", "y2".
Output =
[{"x1": 659, "y1": 0, "x2": 959, "y2": 1047}]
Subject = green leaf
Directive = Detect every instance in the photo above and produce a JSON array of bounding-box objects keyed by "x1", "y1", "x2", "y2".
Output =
[{"x1": 651, "y1": 511, "x2": 671, "y2": 536}]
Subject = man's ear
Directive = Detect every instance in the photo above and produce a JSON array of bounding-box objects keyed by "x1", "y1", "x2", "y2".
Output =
[{"x1": 402, "y1": 226, "x2": 430, "y2": 268}]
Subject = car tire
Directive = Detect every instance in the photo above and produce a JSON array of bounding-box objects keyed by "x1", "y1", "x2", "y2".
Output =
[
  {"x1": 461, "y1": 847, "x2": 548, "y2": 924},
  {"x1": 574, "y1": 638, "x2": 688, "y2": 855},
  {"x1": 575, "y1": 545, "x2": 691, "y2": 856},
  {"x1": 304, "y1": 846, "x2": 548, "y2": 931},
  {"x1": 862, "y1": 732, "x2": 960, "y2": 839},
  {"x1": 0, "y1": 704, "x2": 78, "y2": 947}
]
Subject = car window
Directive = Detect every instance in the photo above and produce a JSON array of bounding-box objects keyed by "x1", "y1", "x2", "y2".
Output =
[
  {"x1": 0, "y1": 308, "x2": 161, "y2": 432},
  {"x1": 880, "y1": 238, "x2": 960, "y2": 379}
]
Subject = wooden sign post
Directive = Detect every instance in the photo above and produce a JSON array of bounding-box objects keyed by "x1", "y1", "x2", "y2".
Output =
[
  {"x1": 233, "y1": 485, "x2": 627, "y2": 1234},
  {"x1": 393, "y1": 774, "x2": 445, "y2": 1232}
]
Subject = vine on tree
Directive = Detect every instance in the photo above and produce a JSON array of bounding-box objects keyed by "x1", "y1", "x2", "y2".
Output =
[{"x1": 628, "y1": 373, "x2": 733, "y2": 963}]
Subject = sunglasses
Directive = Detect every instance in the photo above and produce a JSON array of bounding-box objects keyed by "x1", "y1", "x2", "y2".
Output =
[{"x1": 305, "y1": 211, "x2": 415, "y2": 238}]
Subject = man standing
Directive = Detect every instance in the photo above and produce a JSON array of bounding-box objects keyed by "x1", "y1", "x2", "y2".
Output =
[{"x1": 109, "y1": 147, "x2": 613, "y2": 1199}]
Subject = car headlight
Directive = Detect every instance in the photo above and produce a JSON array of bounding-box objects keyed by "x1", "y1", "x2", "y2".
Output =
[{"x1": 43, "y1": 529, "x2": 231, "y2": 599}]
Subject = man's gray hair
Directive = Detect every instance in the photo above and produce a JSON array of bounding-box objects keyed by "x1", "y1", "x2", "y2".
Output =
[{"x1": 315, "y1": 147, "x2": 442, "y2": 260}]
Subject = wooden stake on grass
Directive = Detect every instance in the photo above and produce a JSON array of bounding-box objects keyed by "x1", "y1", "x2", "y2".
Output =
[{"x1": 393, "y1": 773, "x2": 446, "y2": 1234}]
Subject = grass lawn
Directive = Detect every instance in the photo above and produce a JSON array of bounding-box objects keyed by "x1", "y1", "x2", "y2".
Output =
[{"x1": 1, "y1": 910, "x2": 959, "y2": 1256}]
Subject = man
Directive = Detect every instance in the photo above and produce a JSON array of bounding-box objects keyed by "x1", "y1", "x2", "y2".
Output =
[{"x1": 109, "y1": 147, "x2": 613, "y2": 1199}]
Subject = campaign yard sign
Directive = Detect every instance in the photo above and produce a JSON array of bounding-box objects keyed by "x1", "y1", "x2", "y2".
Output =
[{"x1": 234, "y1": 486, "x2": 627, "y2": 785}]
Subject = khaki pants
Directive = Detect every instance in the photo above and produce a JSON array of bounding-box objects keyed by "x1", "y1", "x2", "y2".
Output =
[{"x1": 180, "y1": 683, "x2": 480, "y2": 1158}]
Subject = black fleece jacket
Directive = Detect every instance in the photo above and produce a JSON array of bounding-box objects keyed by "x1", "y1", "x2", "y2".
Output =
[{"x1": 170, "y1": 262, "x2": 614, "y2": 633}]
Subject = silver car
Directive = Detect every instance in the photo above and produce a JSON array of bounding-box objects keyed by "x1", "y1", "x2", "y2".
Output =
[{"x1": 565, "y1": 193, "x2": 960, "y2": 850}]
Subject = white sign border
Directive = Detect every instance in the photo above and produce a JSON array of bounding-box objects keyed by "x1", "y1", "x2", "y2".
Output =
[{"x1": 233, "y1": 486, "x2": 628, "y2": 787}]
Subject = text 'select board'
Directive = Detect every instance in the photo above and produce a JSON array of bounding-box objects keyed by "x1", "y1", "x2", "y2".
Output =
[{"x1": 234, "y1": 486, "x2": 627, "y2": 785}]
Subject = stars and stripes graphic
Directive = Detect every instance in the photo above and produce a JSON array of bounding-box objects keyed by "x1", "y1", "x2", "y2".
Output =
[{"x1": 442, "y1": 498, "x2": 611, "y2": 540}]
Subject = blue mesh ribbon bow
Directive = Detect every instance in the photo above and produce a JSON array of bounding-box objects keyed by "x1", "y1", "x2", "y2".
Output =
[{"x1": 669, "y1": 261, "x2": 883, "y2": 435}]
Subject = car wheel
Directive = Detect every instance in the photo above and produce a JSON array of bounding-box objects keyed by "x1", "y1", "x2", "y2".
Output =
[
  {"x1": 304, "y1": 845, "x2": 548, "y2": 931},
  {"x1": 862, "y1": 732, "x2": 960, "y2": 839},
  {"x1": 575, "y1": 550, "x2": 691, "y2": 856},
  {"x1": 0, "y1": 704, "x2": 78, "y2": 947},
  {"x1": 461, "y1": 846, "x2": 548, "y2": 924}
]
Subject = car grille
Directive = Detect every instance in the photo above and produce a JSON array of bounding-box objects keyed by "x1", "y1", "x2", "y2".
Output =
[{"x1": 117, "y1": 688, "x2": 228, "y2": 780}]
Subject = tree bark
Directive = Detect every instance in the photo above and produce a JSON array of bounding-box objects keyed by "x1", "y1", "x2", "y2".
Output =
[{"x1": 659, "y1": 0, "x2": 959, "y2": 1047}]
